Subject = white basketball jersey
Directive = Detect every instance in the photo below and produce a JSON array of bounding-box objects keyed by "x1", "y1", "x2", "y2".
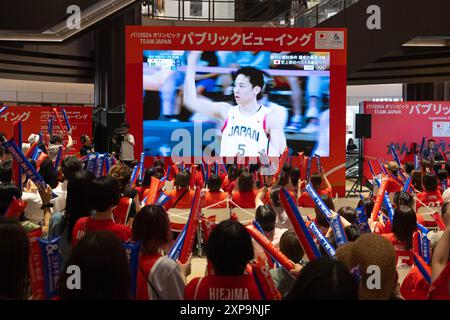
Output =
[{"x1": 220, "y1": 105, "x2": 270, "y2": 157}]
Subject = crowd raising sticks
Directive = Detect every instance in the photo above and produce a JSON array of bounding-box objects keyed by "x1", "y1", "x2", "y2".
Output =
[{"x1": 0, "y1": 128, "x2": 450, "y2": 301}]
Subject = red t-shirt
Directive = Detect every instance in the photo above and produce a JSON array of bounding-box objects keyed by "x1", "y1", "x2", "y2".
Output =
[
  {"x1": 184, "y1": 275, "x2": 262, "y2": 300},
  {"x1": 222, "y1": 179, "x2": 236, "y2": 194},
  {"x1": 164, "y1": 188, "x2": 195, "y2": 209},
  {"x1": 71, "y1": 217, "x2": 132, "y2": 247},
  {"x1": 231, "y1": 190, "x2": 257, "y2": 208},
  {"x1": 298, "y1": 188, "x2": 331, "y2": 208},
  {"x1": 204, "y1": 191, "x2": 228, "y2": 208},
  {"x1": 428, "y1": 262, "x2": 450, "y2": 300},
  {"x1": 373, "y1": 214, "x2": 392, "y2": 235},
  {"x1": 386, "y1": 177, "x2": 402, "y2": 194},
  {"x1": 382, "y1": 233, "x2": 414, "y2": 267},
  {"x1": 136, "y1": 253, "x2": 161, "y2": 300},
  {"x1": 400, "y1": 266, "x2": 430, "y2": 300},
  {"x1": 416, "y1": 190, "x2": 443, "y2": 210}
]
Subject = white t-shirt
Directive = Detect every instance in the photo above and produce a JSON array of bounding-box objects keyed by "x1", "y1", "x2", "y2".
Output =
[
  {"x1": 52, "y1": 180, "x2": 68, "y2": 214},
  {"x1": 120, "y1": 133, "x2": 135, "y2": 161},
  {"x1": 22, "y1": 191, "x2": 44, "y2": 225}
]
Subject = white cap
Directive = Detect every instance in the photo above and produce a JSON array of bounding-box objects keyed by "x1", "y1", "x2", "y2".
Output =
[{"x1": 28, "y1": 134, "x2": 39, "y2": 144}]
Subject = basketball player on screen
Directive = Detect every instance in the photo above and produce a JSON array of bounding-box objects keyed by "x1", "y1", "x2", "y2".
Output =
[{"x1": 183, "y1": 51, "x2": 287, "y2": 158}]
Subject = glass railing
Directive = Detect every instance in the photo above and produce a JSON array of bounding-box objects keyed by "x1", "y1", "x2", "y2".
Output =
[
  {"x1": 141, "y1": 0, "x2": 235, "y2": 22},
  {"x1": 266, "y1": 0, "x2": 360, "y2": 28}
]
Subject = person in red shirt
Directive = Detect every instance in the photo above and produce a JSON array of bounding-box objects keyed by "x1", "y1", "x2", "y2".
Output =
[
  {"x1": 393, "y1": 191, "x2": 427, "y2": 227},
  {"x1": 132, "y1": 205, "x2": 190, "y2": 300},
  {"x1": 164, "y1": 171, "x2": 195, "y2": 210},
  {"x1": 71, "y1": 176, "x2": 132, "y2": 247},
  {"x1": 135, "y1": 168, "x2": 157, "y2": 202},
  {"x1": 185, "y1": 220, "x2": 262, "y2": 300},
  {"x1": 400, "y1": 265, "x2": 430, "y2": 300},
  {"x1": 416, "y1": 172, "x2": 443, "y2": 210},
  {"x1": 59, "y1": 231, "x2": 130, "y2": 299},
  {"x1": 231, "y1": 171, "x2": 257, "y2": 208},
  {"x1": 203, "y1": 174, "x2": 228, "y2": 209},
  {"x1": 382, "y1": 205, "x2": 417, "y2": 267},
  {"x1": 429, "y1": 212, "x2": 450, "y2": 300},
  {"x1": 221, "y1": 164, "x2": 238, "y2": 194},
  {"x1": 385, "y1": 162, "x2": 403, "y2": 194},
  {"x1": 298, "y1": 173, "x2": 331, "y2": 207},
  {"x1": 109, "y1": 164, "x2": 139, "y2": 226}
]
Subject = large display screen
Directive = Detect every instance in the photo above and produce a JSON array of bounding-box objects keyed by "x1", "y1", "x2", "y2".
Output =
[{"x1": 142, "y1": 50, "x2": 330, "y2": 158}]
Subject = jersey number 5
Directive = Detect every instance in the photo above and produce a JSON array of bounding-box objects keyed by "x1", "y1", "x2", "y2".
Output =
[{"x1": 238, "y1": 144, "x2": 246, "y2": 156}]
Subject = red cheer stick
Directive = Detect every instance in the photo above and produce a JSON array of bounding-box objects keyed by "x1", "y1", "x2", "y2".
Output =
[
  {"x1": 246, "y1": 224, "x2": 294, "y2": 271},
  {"x1": 27, "y1": 228, "x2": 45, "y2": 300},
  {"x1": 272, "y1": 147, "x2": 289, "y2": 184},
  {"x1": 178, "y1": 188, "x2": 203, "y2": 264},
  {"x1": 432, "y1": 212, "x2": 446, "y2": 231},
  {"x1": 5, "y1": 197, "x2": 27, "y2": 219},
  {"x1": 279, "y1": 188, "x2": 321, "y2": 261},
  {"x1": 250, "y1": 262, "x2": 282, "y2": 300},
  {"x1": 144, "y1": 177, "x2": 165, "y2": 205},
  {"x1": 51, "y1": 108, "x2": 68, "y2": 136},
  {"x1": 371, "y1": 178, "x2": 387, "y2": 222}
]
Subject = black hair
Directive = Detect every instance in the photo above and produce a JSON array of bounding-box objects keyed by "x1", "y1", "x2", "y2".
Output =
[
  {"x1": 50, "y1": 135, "x2": 62, "y2": 144},
  {"x1": 310, "y1": 173, "x2": 322, "y2": 191},
  {"x1": 233, "y1": 67, "x2": 265, "y2": 100},
  {"x1": 61, "y1": 156, "x2": 83, "y2": 181},
  {"x1": 289, "y1": 168, "x2": 300, "y2": 188},
  {"x1": 0, "y1": 183, "x2": 22, "y2": 216},
  {"x1": 344, "y1": 224, "x2": 361, "y2": 242},
  {"x1": 411, "y1": 170, "x2": 423, "y2": 192},
  {"x1": 207, "y1": 174, "x2": 222, "y2": 192},
  {"x1": 174, "y1": 171, "x2": 190, "y2": 189},
  {"x1": 404, "y1": 162, "x2": 414, "y2": 175},
  {"x1": 0, "y1": 159, "x2": 13, "y2": 184},
  {"x1": 285, "y1": 257, "x2": 358, "y2": 300},
  {"x1": 0, "y1": 217, "x2": 29, "y2": 299},
  {"x1": 357, "y1": 197, "x2": 374, "y2": 219},
  {"x1": 132, "y1": 205, "x2": 172, "y2": 254},
  {"x1": 337, "y1": 206, "x2": 357, "y2": 224},
  {"x1": 437, "y1": 169, "x2": 448, "y2": 182},
  {"x1": 141, "y1": 168, "x2": 157, "y2": 187},
  {"x1": 428, "y1": 139, "x2": 436, "y2": 144},
  {"x1": 255, "y1": 204, "x2": 276, "y2": 233},
  {"x1": 314, "y1": 194, "x2": 335, "y2": 228},
  {"x1": 59, "y1": 231, "x2": 130, "y2": 300},
  {"x1": 227, "y1": 164, "x2": 239, "y2": 181},
  {"x1": 392, "y1": 205, "x2": 417, "y2": 250},
  {"x1": 422, "y1": 172, "x2": 438, "y2": 192},
  {"x1": 121, "y1": 122, "x2": 130, "y2": 129},
  {"x1": 393, "y1": 191, "x2": 414, "y2": 209},
  {"x1": 237, "y1": 171, "x2": 254, "y2": 192},
  {"x1": 279, "y1": 230, "x2": 304, "y2": 263},
  {"x1": 206, "y1": 220, "x2": 253, "y2": 276},
  {"x1": 89, "y1": 176, "x2": 121, "y2": 212},
  {"x1": 269, "y1": 186, "x2": 282, "y2": 208},
  {"x1": 277, "y1": 171, "x2": 290, "y2": 187},
  {"x1": 282, "y1": 163, "x2": 292, "y2": 176},
  {"x1": 61, "y1": 170, "x2": 94, "y2": 243},
  {"x1": 38, "y1": 158, "x2": 58, "y2": 188}
]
